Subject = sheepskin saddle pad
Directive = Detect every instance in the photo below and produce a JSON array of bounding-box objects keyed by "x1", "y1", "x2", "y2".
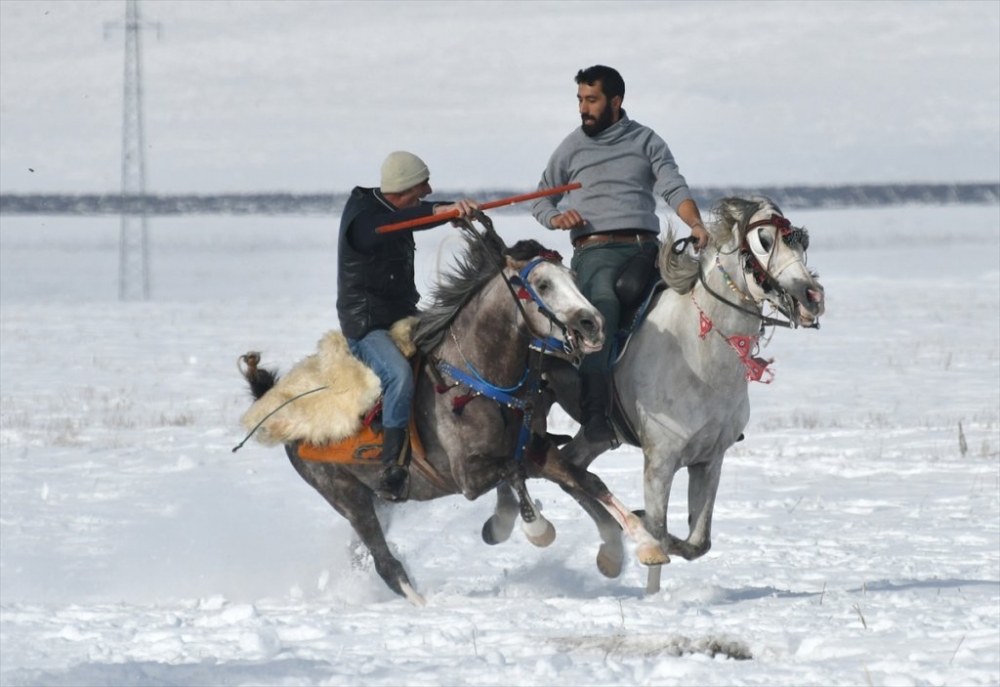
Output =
[{"x1": 240, "y1": 317, "x2": 417, "y2": 447}]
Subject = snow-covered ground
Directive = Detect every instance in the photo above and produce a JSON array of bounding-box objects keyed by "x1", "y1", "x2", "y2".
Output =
[{"x1": 1, "y1": 203, "x2": 998, "y2": 686}]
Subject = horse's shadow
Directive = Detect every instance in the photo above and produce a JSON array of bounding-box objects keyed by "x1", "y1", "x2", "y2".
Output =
[
  {"x1": 709, "y1": 577, "x2": 998, "y2": 606},
  {"x1": 713, "y1": 585, "x2": 819, "y2": 604},
  {"x1": 2, "y1": 659, "x2": 336, "y2": 687},
  {"x1": 459, "y1": 559, "x2": 643, "y2": 601},
  {"x1": 846, "y1": 578, "x2": 999, "y2": 594}
]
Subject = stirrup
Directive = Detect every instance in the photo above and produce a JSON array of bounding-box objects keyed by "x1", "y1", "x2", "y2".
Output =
[{"x1": 377, "y1": 464, "x2": 409, "y2": 502}]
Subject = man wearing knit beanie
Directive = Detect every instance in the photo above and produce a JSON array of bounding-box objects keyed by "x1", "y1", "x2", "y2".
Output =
[
  {"x1": 337, "y1": 152, "x2": 479, "y2": 501},
  {"x1": 379, "y1": 151, "x2": 430, "y2": 194}
]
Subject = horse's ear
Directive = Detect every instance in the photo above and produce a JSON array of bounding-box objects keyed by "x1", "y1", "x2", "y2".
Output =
[
  {"x1": 724, "y1": 222, "x2": 742, "y2": 251},
  {"x1": 505, "y1": 254, "x2": 528, "y2": 271}
]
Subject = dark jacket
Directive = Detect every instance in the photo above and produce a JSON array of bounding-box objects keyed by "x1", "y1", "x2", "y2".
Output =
[{"x1": 336, "y1": 187, "x2": 443, "y2": 339}]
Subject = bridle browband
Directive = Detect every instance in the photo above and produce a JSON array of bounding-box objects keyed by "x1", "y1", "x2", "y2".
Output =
[{"x1": 745, "y1": 214, "x2": 792, "y2": 234}]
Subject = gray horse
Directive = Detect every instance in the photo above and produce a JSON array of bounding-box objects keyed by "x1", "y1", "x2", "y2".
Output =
[
  {"x1": 546, "y1": 196, "x2": 826, "y2": 593},
  {"x1": 240, "y1": 218, "x2": 668, "y2": 605}
]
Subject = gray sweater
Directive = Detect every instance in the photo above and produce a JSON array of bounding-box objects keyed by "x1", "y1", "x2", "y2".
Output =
[{"x1": 531, "y1": 114, "x2": 694, "y2": 243}]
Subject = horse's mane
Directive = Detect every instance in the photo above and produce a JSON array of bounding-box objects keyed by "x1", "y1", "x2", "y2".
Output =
[
  {"x1": 659, "y1": 196, "x2": 782, "y2": 294},
  {"x1": 412, "y1": 229, "x2": 554, "y2": 353}
]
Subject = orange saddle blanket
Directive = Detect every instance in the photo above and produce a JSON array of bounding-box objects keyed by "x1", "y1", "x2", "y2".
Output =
[{"x1": 298, "y1": 423, "x2": 384, "y2": 464}]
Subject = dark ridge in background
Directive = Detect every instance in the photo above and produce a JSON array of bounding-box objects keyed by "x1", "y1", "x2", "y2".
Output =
[{"x1": 1, "y1": 183, "x2": 997, "y2": 216}]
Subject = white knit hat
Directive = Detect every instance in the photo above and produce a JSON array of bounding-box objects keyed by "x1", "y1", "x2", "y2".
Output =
[{"x1": 380, "y1": 151, "x2": 430, "y2": 193}]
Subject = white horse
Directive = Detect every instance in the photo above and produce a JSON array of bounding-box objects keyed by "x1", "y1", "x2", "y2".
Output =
[{"x1": 548, "y1": 196, "x2": 826, "y2": 593}]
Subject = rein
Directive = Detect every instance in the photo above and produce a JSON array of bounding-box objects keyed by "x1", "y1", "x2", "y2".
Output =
[
  {"x1": 676, "y1": 227, "x2": 798, "y2": 330},
  {"x1": 680, "y1": 209, "x2": 820, "y2": 382},
  {"x1": 697, "y1": 268, "x2": 795, "y2": 329},
  {"x1": 674, "y1": 222, "x2": 798, "y2": 384}
]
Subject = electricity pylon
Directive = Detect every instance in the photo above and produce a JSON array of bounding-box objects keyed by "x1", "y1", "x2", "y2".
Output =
[{"x1": 107, "y1": 0, "x2": 160, "y2": 301}]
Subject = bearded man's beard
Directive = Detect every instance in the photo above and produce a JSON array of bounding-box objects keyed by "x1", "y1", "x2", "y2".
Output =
[{"x1": 581, "y1": 103, "x2": 615, "y2": 137}]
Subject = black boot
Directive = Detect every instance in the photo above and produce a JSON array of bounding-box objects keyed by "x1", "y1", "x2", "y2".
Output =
[
  {"x1": 377, "y1": 426, "x2": 410, "y2": 502},
  {"x1": 580, "y1": 372, "x2": 617, "y2": 446}
]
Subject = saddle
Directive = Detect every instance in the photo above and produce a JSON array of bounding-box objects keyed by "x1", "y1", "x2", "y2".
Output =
[
  {"x1": 237, "y1": 320, "x2": 457, "y2": 492},
  {"x1": 239, "y1": 316, "x2": 417, "y2": 462},
  {"x1": 295, "y1": 360, "x2": 458, "y2": 494},
  {"x1": 609, "y1": 242, "x2": 667, "y2": 367},
  {"x1": 296, "y1": 398, "x2": 388, "y2": 465}
]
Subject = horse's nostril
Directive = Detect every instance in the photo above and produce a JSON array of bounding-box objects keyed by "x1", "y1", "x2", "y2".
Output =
[
  {"x1": 807, "y1": 288, "x2": 824, "y2": 304},
  {"x1": 580, "y1": 317, "x2": 603, "y2": 336}
]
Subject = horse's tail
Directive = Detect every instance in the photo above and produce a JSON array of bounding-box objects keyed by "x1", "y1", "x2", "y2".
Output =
[{"x1": 238, "y1": 351, "x2": 279, "y2": 400}]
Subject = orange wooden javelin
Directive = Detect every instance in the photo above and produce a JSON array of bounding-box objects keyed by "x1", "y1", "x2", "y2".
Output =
[{"x1": 375, "y1": 183, "x2": 582, "y2": 234}]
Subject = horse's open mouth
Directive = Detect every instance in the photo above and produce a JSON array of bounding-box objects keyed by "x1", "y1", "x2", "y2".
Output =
[
  {"x1": 797, "y1": 305, "x2": 818, "y2": 328},
  {"x1": 795, "y1": 287, "x2": 825, "y2": 328},
  {"x1": 569, "y1": 329, "x2": 604, "y2": 356}
]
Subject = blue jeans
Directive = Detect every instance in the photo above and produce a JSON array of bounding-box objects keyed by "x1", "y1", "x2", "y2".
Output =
[{"x1": 347, "y1": 329, "x2": 414, "y2": 430}]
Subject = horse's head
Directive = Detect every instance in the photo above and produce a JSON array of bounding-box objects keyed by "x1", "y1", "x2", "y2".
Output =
[
  {"x1": 503, "y1": 240, "x2": 605, "y2": 358},
  {"x1": 712, "y1": 197, "x2": 825, "y2": 328}
]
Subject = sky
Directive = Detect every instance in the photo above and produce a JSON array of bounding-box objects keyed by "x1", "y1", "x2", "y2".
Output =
[{"x1": 1, "y1": 0, "x2": 999, "y2": 195}]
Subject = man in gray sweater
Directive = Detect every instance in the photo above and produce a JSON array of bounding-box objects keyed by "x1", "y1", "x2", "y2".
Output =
[{"x1": 532, "y1": 64, "x2": 709, "y2": 449}]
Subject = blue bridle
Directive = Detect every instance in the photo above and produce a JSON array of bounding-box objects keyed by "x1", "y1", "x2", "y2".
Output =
[
  {"x1": 435, "y1": 253, "x2": 575, "y2": 461},
  {"x1": 507, "y1": 257, "x2": 578, "y2": 357}
]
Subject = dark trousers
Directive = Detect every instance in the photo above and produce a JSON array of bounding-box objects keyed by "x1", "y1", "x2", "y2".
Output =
[{"x1": 571, "y1": 241, "x2": 648, "y2": 374}]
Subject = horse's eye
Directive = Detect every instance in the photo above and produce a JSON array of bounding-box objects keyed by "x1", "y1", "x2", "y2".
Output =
[
  {"x1": 759, "y1": 230, "x2": 773, "y2": 252},
  {"x1": 536, "y1": 280, "x2": 550, "y2": 293}
]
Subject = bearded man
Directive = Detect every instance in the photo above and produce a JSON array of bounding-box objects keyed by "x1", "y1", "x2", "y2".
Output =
[{"x1": 530, "y1": 65, "x2": 709, "y2": 452}]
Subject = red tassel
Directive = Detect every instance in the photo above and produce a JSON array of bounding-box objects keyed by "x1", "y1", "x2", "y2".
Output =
[
  {"x1": 699, "y1": 312, "x2": 713, "y2": 339},
  {"x1": 452, "y1": 394, "x2": 477, "y2": 414},
  {"x1": 363, "y1": 399, "x2": 383, "y2": 427}
]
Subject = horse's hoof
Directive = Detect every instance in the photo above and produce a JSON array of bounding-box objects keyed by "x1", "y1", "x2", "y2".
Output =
[
  {"x1": 637, "y1": 543, "x2": 670, "y2": 567},
  {"x1": 522, "y1": 518, "x2": 556, "y2": 547},
  {"x1": 400, "y1": 581, "x2": 426, "y2": 607},
  {"x1": 596, "y1": 543, "x2": 624, "y2": 578},
  {"x1": 481, "y1": 516, "x2": 512, "y2": 546}
]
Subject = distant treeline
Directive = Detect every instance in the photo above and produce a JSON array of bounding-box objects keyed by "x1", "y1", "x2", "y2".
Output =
[{"x1": 1, "y1": 183, "x2": 997, "y2": 216}]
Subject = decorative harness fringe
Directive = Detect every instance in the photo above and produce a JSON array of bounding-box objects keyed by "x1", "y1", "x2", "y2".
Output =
[
  {"x1": 692, "y1": 293, "x2": 774, "y2": 384},
  {"x1": 684, "y1": 212, "x2": 812, "y2": 384}
]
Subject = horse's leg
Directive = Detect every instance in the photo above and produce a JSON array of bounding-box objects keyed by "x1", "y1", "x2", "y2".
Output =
[
  {"x1": 535, "y1": 446, "x2": 668, "y2": 566},
  {"x1": 525, "y1": 435, "x2": 626, "y2": 576},
  {"x1": 642, "y1": 450, "x2": 679, "y2": 595},
  {"x1": 505, "y1": 461, "x2": 556, "y2": 547},
  {"x1": 668, "y1": 459, "x2": 722, "y2": 560},
  {"x1": 286, "y1": 448, "x2": 426, "y2": 606},
  {"x1": 556, "y1": 483, "x2": 625, "y2": 578},
  {"x1": 481, "y1": 482, "x2": 519, "y2": 545}
]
